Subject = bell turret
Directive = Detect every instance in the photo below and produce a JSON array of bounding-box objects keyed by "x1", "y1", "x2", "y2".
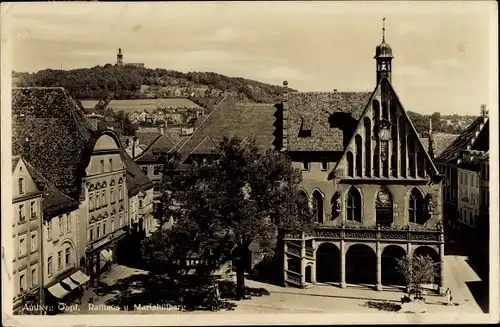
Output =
[{"x1": 374, "y1": 18, "x2": 394, "y2": 84}]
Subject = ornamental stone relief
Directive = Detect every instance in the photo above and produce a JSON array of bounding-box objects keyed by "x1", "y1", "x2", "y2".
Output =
[{"x1": 380, "y1": 232, "x2": 407, "y2": 240}]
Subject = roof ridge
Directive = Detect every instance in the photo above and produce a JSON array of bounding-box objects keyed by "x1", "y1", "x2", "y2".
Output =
[
  {"x1": 134, "y1": 134, "x2": 164, "y2": 161},
  {"x1": 176, "y1": 94, "x2": 234, "y2": 155},
  {"x1": 189, "y1": 135, "x2": 218, "y2": 154}
]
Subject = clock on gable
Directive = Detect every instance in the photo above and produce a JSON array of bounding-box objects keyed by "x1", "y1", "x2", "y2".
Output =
[{"x1": 378, "y1": 120, "x2": 392, "y2": 141}]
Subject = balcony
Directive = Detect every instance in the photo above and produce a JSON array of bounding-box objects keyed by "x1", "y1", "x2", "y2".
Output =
[{"x1": 285, "y1": 225, "x2": 443, "y2": 243}]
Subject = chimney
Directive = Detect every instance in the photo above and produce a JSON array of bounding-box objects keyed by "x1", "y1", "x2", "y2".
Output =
[
  {"x1": 481, "y1": 104, "x2": 488, "y2": 118},
  {"x1": 159, "y1": 124, "x2": 165, "y2": 135},
  {"x1": 282, "y1": 80, "x2": 289, "y2": 151},
  {"x1": 282, "y1": 80, "x2": 288, "y2": 102},
  {"x1": 132, "y1": 136, "x2": 138, "y2": 160}
]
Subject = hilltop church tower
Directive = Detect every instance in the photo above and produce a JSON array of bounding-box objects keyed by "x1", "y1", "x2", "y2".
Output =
[
  {"x1": 117, "y1": 48, "x2": 124, "y2": 66},
  {"x1": 374, "y1": 18, "x2": 394, "y2": 84}
]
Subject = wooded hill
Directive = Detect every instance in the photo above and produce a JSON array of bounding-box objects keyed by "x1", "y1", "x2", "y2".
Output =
[{"x1": 12, "y1": 65, "x2": 294, "y2": 104}]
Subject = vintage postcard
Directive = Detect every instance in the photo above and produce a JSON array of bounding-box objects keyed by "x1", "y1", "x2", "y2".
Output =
[{"x1": 1, "y1": 1, "x2": 498, "y2": 326}]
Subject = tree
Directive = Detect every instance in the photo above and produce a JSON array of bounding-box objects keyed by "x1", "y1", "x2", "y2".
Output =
[
  {"x1": 396, "y1": 254, "x2": 439, "y2": 298},
  {"x1": 431, "y1": 112, "x2": 443, "y2": 132},
  {"x1": 145, "y1": 136, "x2": 315, "y2": 299}
]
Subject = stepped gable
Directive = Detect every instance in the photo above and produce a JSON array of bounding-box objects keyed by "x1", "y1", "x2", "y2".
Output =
[
  {"x1": 12, "y1": 87, "x2": 96, "y2": 197},
  {"x1": 177, "y1": 95, "x2": 278, "y2": 159},
  {"x1": 437, "y1": 117, "x2": 489, "y2": 163},
  {"x1": 286, "y1": 91, "x2": 372, "y2": 151},
  {"x1": 24, "y1": 159, "x2": 79, "y2": 218}
]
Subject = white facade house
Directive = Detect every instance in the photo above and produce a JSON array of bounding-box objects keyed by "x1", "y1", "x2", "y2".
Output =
[{"x1": 457, "y1": 167, "x2": 480, "y2": 227}]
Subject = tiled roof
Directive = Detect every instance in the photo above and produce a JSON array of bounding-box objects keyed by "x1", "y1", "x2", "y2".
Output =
[
  {"x1": 12, "y1": 87, "x2": 96, "y2": 196},
  {"x1": 190, "y1": 136, "x2": 219, "y2": 155},
  {"x1": 24, "y1": 159, "x2": 79, "y2": 218},
  {"x1": 136, "y1": 132, "x2": 162, "y2": 148},
  {"x1": 437, "y1": 117, "x2": 489, "y2": 163},
  {"x1": 120, "y1": 151, "x2": 154, "y2": 196},
  {"x1": 135, "y1": 134, "x2": 178, "y2": 163},
  {"x1": 12, "y1": 156, "x2": 21, "y2": 173},
  {"x1": 286, "y1": 91, "x2": 372, "y2": 151},
  {"x1": 431, "y1": 133, "x2": 460, "y2": 158},
  {"x1": 177, "y1": 95, "x2": 278, "y2": 158}
]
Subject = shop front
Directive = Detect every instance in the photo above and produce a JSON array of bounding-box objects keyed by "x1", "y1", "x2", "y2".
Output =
[{"x1": 85, "y1": 229, "x2": 127, "y2": 284}]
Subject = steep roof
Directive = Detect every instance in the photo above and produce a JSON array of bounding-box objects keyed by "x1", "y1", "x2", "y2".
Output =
[
  {"x1": 286, "y1": 91, "x2": 372, "y2": 151},
  {"x1": 135, "y1": 131, "x2": 162, "y2": 148},
  {"x1": 431, "y1": 133, "x2": 460, "y2": 158},
  {"x1": 24, "y1": 160, "x2": 79, "y2": 218},
  {"x1": 120, "y1": 151, "x2": 154, "y2": 196},
  {"x1": 135, "y1": 134, "x2": 178, "y2": 163},
  {"x1": 177, "y1": 95, "x2": 278, "y2": 158},
  {"x1": 437, "y1": 117, "x2": 489, "y2": 163},
  {"x1": 12, "y1": 87, "x2": 96, "y2": 196}
]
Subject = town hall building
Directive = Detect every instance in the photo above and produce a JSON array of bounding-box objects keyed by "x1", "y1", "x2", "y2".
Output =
[{"x1": 177, "y1": 24, "x2": 445, "y2": 294}]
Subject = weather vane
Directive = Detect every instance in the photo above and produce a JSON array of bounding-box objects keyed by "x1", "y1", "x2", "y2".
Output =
[{"x1": 382, "y1": 18, "x2": 386, "y2": 42}]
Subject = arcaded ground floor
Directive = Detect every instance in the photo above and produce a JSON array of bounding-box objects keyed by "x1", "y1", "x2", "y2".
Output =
[{"x1": 284, "y1": 238, "x2": 445, "y2": 294}]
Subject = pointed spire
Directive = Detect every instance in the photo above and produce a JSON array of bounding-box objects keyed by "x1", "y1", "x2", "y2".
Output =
[{"x1": 382, "y1": 18, "x2": 386, "y2": 42}]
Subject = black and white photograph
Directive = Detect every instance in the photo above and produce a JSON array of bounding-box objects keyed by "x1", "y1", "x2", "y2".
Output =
[{"x1": 1, "y1": 1, "x2": 498, "y2": 325}]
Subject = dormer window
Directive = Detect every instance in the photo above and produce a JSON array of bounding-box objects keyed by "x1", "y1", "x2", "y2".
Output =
[{"x1": 299, "y1": 117, "x2": 312, "y2": 137}]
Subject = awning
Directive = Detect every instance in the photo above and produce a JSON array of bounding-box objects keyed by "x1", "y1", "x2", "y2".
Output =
[
  {"x1": 48, "y1": 283, "x2": 70, "y2": 299},
  {"x1": 69, "y1": 270, "x2": 90, "y2": 285},
  {"x1": 61, "y1": 277, "x2": 79, "y2": 290},
  {"x1": 100, "y1": 249, "x2": 112, "y2": 262}
]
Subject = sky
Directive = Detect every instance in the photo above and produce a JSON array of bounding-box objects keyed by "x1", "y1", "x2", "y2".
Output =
[{"x1": 2, "y1": 1, "x2": 497, "y2": 115}]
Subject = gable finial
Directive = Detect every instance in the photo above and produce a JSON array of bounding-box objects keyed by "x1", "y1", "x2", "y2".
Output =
[{"x1": 382, "y1": 18, "x2": 386, "y2": 42}]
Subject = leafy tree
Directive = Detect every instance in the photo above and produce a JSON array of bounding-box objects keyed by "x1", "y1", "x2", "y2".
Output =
[
  {"x1": 396, "y1": 254, "x2": 439, "y2": 297},
  {"x1": 145, "y1": 136, "x2": 315, "y2": 299}
]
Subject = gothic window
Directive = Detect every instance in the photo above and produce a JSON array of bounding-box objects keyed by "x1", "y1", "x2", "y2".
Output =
[
  {"x1": 399, "y1": 117, "x2": 407, "y2": 177},
  {"x1": 346, "y1": 152, "x2": 354, "y2": 177},
  {"x1": 391, "y1": 113, "x2": 398, "y2": 177},
  {"x1": 409, "y1": 188, "x2": 425, "y2": 224},
  {"x1": 298, "y1": 190, "x2": 310, "y2": 212},
  {"x1": 375, "y1": 187, "x2": 393, "y2": 226},
  {"x1": 372, "y1": 100, "x2": 380, "y2": 124},
  {"x1": 364, "y1": 118, "x2": 371, "y2": 176},
  {"x1": 373, "y1": 146, "x2": 380, "y2": 177},
  {"x1": 346, "y1": 187, "x2": 362, "y2": 223},
  {"x1": 331, "y1": 192, "x2": 341, "y2": 220},
  {"x1": 355, "y1": 135, "x2": 362, "y2": 177},
  {"x1": 382, "y1": 101, "x2": 388, "y2": 120},
  {"x1": 312, "y1": 191, "x2": 324, "y2": 224},
  {"x1": 418, "y1": 152, "x2": 426, "y2": 177},
  {"x1": 408, "y1": 137, "x2": 416, "y2": 177}
]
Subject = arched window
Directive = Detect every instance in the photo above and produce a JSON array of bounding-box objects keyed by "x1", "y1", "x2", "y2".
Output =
[
  {"x1": 331, "y1": 192, "x2": 341, "y2": 220},
  {"x1": 418, "y1": 152, "x2": 426, "y2": 177},
  {"x1": 372, "y1": 100, "x2": 380, "y2": 123},
  {"x1": 346, "y1": 152, "x2": 354, "y2": 177},
  {"x1": 382, "y1": 101, "x2": 389, "y2": 120},
  {"x1": 312, "y1": 191, "x2": 324, "y2": 224},
  {"x1": 408, "y1": 136, "x2": 416, "y2": 177},
  {"x1": 409, "y1": 188, "x2": 425, "y2": 224},
  {"x1": 376, "y1": 187, "x2": 393, "y2": 226},
  {"x1": 298, "y1": 190, "x2": 309, "y2": 211},
  {"x1": 18, "y1": 178, "x2": 24, "y2": 194},
  {"x1": 364, "y1": 118, "x2": 371, "y2": 176},
  {"x1": 346, "y1": 187, "x2": 362, "y2": 222},
  {"x1": 399, "y1": 117, "x2": 407, "y2": 177},
  {"x1": 355, "y1": 135, "x2": 362, "y2": 177}
]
